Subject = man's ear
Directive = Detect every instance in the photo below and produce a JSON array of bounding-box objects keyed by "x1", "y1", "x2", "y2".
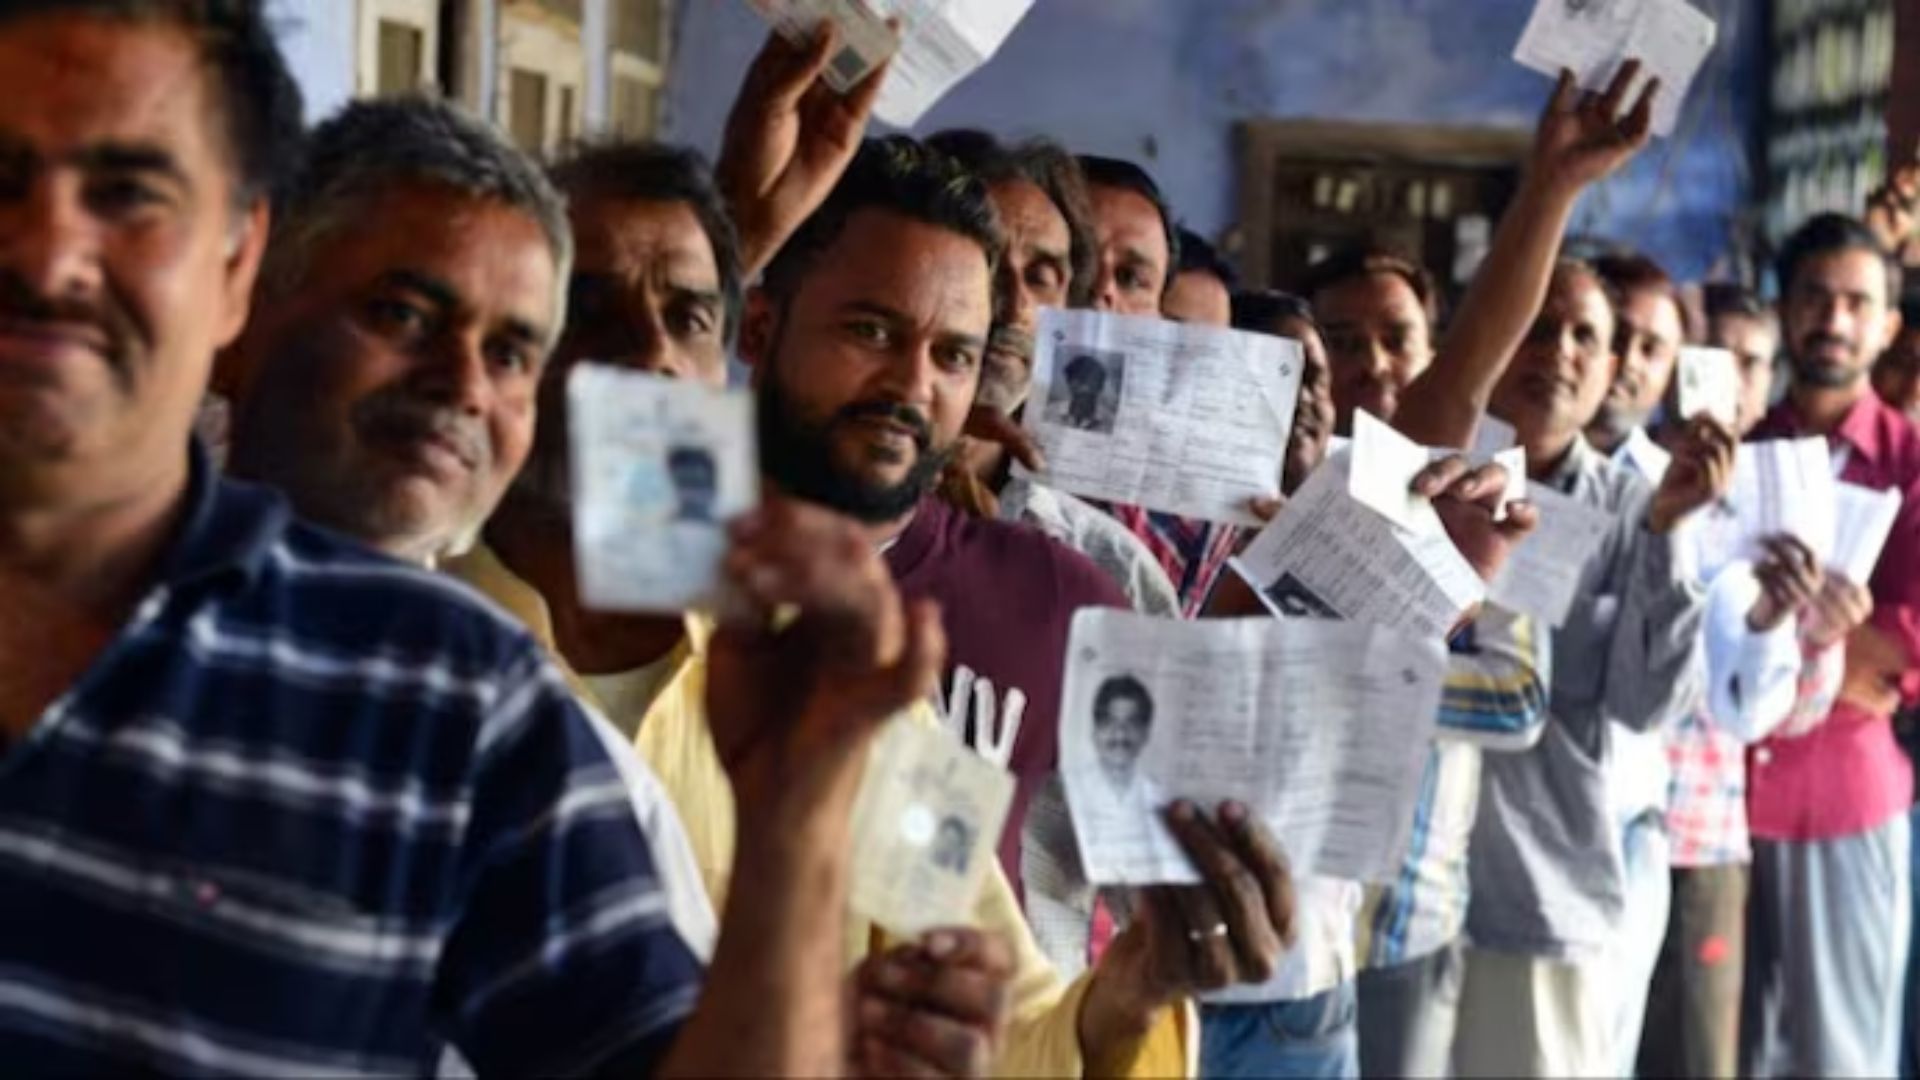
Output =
[
  {"x1": 1876, "y1": 304, "x2": 1905, "y2": 357},
  {"x1": 738, "y1": 287, "x2": 776, "y2": 388},
  {"x1": 216, "y1": 198, "x2": 272, "y2": 350}
]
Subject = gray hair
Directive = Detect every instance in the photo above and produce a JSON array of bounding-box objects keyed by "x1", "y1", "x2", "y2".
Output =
[{"x1": 262, "y1": 95, "x2": 572, "y2": 341}]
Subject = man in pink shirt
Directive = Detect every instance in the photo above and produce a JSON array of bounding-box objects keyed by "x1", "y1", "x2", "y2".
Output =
[{"x1": 1742, "y1": 213, "x2": 1920, "y2": 1078}]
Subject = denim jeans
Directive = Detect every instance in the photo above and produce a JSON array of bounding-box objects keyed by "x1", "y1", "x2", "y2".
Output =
[{"x1": 1199, "y1": 982, "x2": 1359, "y2": 1079}]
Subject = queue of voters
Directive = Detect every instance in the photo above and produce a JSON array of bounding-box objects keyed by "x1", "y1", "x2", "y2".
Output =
[{"x1": 3, "y1": 0, "x2": 1920, "y2": 1076}]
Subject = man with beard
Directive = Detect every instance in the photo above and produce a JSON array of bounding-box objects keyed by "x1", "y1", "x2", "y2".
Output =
[
  {"x1": 1584, "y1": 252, "x2": 1687, "y2": 477},
  {"x1": 927, "y1": 130, "x2": 1179, "y2": 616},
  {"x1": 1740, "y1": 213, "x2": 1920, "y2": 1079}
]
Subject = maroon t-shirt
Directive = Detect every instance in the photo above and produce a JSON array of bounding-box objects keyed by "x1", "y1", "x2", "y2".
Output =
[{"x1": 885, "y1": 497, "x2": 1129, "y2": 899}]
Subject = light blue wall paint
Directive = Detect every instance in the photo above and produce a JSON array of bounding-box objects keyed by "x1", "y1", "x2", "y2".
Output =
[
  {"x1": 662, "y1": 0, "x2": 1765, "y2": 281},
  {"x1": 271, "y1": 0, "x2": 356, "y2": 125}
]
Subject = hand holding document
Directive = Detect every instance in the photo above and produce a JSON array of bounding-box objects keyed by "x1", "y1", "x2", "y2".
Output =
[
  {"x1": 569, "y1": 364, "x2": 758, "y2": 613},
  {"x1": 1830, "y1": 481, "x2": 1903, "y2": 585},
  {"x1": 1512, "y1": 0, "x2": 1717, "y2": 137},
  {"x1": 1235, "y1": 450, "x2": 1486, "y2": 641},
  {"x1": 1018, "y1": 307, "x2": 1301, "y2": 525},
  {"x1": 1692, "y1": 437, "x2": 1838, "y2": 578},
  {"x1": 750, "y1": 0, "x2": 1037, "y2": 127},
  {"x1": 1489, "y1": 482, "x2": 1618, "y2": 627},
  {"x1": 849, "y1": 718, "x2": 1014, "y2": 937},
  {"x1": 1352, "y1": 412, "x2": 1527, "y2": 529},
  {"x1": 1060, "y1": 609, "x2": 1447, "y2": 885},
  {"x1": 1675, "y1": 347, "x2": 1742, "y2": 426}
]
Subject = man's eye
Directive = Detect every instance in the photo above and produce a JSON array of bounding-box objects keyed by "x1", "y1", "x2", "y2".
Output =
[
  {"x1": 367, "y1": 298, "x2": 429, "y2": 338},
  {"x1": 848, "y1": 320, "x2": 889, "y2": 344},
  {"x1": 89, "y1": 177, "x2": 164, "y2": 214}
]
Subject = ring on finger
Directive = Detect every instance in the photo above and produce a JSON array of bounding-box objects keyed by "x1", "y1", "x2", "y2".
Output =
[{"x1": 1185, "y1": 922, "x2": 1229, "y2": 944}]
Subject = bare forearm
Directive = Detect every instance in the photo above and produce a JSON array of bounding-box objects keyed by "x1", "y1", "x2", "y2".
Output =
[
  {"x1": 660, "y1": 818, "x2": 855, "y2": 1076},
  {"x1": 1396, "y1": 174, "x2": 1581, "y2": 448}
]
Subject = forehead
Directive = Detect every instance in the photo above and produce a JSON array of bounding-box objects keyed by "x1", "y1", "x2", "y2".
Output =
[
  {"x1": 0, "y1": 15, "x2": 225, "y2": 177},
  {"x1": 1617, "y1": 285, "x2": 1682, "y2": 331},
  {"x1": 1792, "y1": 248, "x2": 1889, "y2": 300},
  {"x1": 988, "y1": 178, "x2": 1068, "y2": 251},
  {"x1": 1544, "y1": 270, "x2": 1615, "y2": 329},
  {"x1": 309, "y1": 183, "x2": 558, "y2": 322},
  {"x1": 1316, "y1": 271, "x2": 1426, "y2": 325},
  {"x1": 571, "y1": 195, "x2": 719, "y2": 284},
  {"x1": 1088, "y1": 185, "x2": 1167, "y2": 255},
  {"x1": 791, "y1": 208, "x2": 992, "y2": 329}
]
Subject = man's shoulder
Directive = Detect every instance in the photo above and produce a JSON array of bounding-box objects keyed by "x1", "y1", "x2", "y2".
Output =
[{"x1": 942, "y1": 498, "x2": 1129, "y2": 610}]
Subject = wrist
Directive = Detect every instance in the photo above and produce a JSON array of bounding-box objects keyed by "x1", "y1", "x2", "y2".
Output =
[{"x1": 1080, "y1": 928, "x2": 1175, "y2": 1059}]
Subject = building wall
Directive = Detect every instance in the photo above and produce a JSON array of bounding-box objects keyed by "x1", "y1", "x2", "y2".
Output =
[{"x1": 661, "y1": 0, "x2": 1767, "y2": 282}]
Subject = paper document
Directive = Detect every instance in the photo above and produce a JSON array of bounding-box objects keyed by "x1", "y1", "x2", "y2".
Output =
[
  {"x1": 1512, "y1": 0, "x2": 1718, "y2": 137},
  {"x1": 1675, "y1": 346, "x2": 1741, "y2": 426},
  {"x1": 1830, "y1": 481, "x2": 1903, "y2": 585},
  {"x1": 1350, "y1": 411, "x2": 1440, "y2": 534},
  {"x1": 751, "y1": 0, "x2": 1037, "y2": 128},
  {"x1": 1692, "y1": 437, "x2": 1838, "y2": 578},
  {"x1": 1235, "y1": 452, "x2": 1485, "y2": 641},
  {"x1": 1018, "y1": 307, "x2": 1301, "y2": 525},
  {"x1": 1490, "y1": 481, "x2": 1617, "y2": 627},
  {"x1": 1060, "y1": 609, "x2": 1447, "y2": 884},
  {"x1": 569, "y1": 364, "x2": 758, "y2": 613},
  {"x1": 849, "y1": 717, "x2": 1014, "y2": 936}
]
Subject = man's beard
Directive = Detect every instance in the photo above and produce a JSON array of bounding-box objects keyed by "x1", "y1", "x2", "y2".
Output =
[
  {"x1": 1793, "y1": 333, "x2": 1869, "y2": 389},
  {"x1": 757, "y1": 366, "x2": 955, "y2": 524}
]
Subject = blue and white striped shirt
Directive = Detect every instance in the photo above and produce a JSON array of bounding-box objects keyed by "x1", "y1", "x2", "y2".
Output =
[{"x1": 0, "y1": 456, "x2": 703, "y2": 1075}]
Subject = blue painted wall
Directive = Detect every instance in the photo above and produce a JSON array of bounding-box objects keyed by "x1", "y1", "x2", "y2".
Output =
[
  {"x1": 271, "y1": 0, "x2": 357, "y2": 125},
  {"x1": 663, "y1": 0, "x2": 1766, "y2": 282}
]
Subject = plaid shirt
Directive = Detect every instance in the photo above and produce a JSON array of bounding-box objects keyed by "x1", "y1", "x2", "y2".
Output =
[
  {"x1": 1100, "y1": 503, "x2": 1243, "y2": 617},
  {"x1": 1666, "y1": 566, "x2": 1845, "y2": 866}
]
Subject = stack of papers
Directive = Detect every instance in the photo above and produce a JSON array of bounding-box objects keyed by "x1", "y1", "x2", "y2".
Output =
[{"x1": 1512, "y1": 0, "x2": 1718, "y2": 138}]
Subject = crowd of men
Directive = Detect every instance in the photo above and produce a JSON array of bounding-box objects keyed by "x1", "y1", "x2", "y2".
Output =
[{"x1": 1, "y1": 1, "x2": 1917, "y2": 1077}]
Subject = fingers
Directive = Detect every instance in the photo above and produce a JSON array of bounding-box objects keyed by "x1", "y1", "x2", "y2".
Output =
[
  {"x1": 1218, "y1": 802, "x2": 1297, "y2": 950},
  {"x1": 1596, "y1": 58, "x2": 1641, "y2": 120},
  {"x1": 1248, "y1": 495, "x2": 1286, "y2": 524},
  {"x1": 963, "y1": 405, "x2": 1045, "y2": 470},
  {"x1": 1412, "y1": 454, "x2": 1470, "y2": 498},
  {"x1": 856, "y1": 1024, "x2": 965, "y2": 1080},
  {"x1": 1497, "y1": 499, "x2": 1541, "y2": 544},
  {"x1": 1163, "y1": 801, "x2": 1284, "y2": 985},
  {"x1": 740, "y1": 22, "x2": 837, "y2": 119},
  {"x1": 1444, "y1": 462, "x2": 1512, "y2": 514},
  {"x1": 1163, "y1": 878, "x2": 1236, "y2": 991},
  {"x1": 1622, "y1": 74, "x2": 1660, "y2": 144},
  {"x1": 859, "y1": 931, "x2": 1014, "y2": 1027},
  {"x1": 1547, "y1": 67, "x2": 1579, "y2": 115}
]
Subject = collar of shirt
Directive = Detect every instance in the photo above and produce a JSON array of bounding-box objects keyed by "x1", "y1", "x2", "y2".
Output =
[
  {"x1": 1755, "y1": 391, "x2": 1900, "y2": 471},
  {"x1": 1610, "y1": 427, "x2": 1673, "y2": 484},
  {"x1": 1538, "y1": 433, "x2": 1599, "y2": 494},
  {"x1": 157, "y1": 439, "x2": 292, "y2": 594}
]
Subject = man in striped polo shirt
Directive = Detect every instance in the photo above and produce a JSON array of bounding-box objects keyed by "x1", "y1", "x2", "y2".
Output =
[{"x1": 0, "y1": 2, "x2": 939, "y2": 1073}]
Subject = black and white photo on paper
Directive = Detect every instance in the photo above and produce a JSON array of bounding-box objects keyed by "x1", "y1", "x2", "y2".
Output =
[{"x1": 1042, "y1": 347, "x2": 1126, "y2": 434}]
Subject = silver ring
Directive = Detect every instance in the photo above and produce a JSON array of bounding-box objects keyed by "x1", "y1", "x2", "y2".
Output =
[{"x1": 1186, "y1": 922, "x2": 1229, "y2": 943}]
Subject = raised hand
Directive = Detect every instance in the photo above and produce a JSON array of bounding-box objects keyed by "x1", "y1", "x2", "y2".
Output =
[
  {"x1": 1747, "y1": 535, "x2": 1824, "y2": 633},
  {"x1": 1417, "y1": 455, "x2": 1540, "y2": 585},
  {"x1": 853, "y1": 929, "x2": 1015, "y2": 1077},
  {"x1": 707, "y1": 496, "x2": 945, "y2": 822},
  {"x1": 1530, "y1": 60, "x2": 1658, "y2": 194},
  {"x1": 717, "y1": 24, "x2": 893, "y2": 276},
  {"x1": 1649, "y1": 416, "x2": 1736, "y2": 534}
]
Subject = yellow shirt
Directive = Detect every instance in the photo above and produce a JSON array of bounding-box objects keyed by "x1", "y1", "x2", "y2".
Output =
[{"x1": 447, "y1": 545, "x2": 1193, "y2": 1077}]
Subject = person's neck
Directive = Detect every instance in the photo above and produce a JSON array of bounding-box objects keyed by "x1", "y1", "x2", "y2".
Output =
[
  {"x1": 1583, "y1": 420, "x2": 1632, "y2": 457},
  {"x1": 0, "y1": 462, "x2": 190, "y2": 617},
  {"x1": 1523, "y1": 429, "x2": 1579, "y2": 481},
  {"x1": 487, "y1": 497, "x2": 686, "y2": 676},
  {"x1": 1790, "y1": 379, "x2": 1865, "y2": 437}
]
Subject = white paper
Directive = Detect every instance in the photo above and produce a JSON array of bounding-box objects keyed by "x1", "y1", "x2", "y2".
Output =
[
  {"x1": 1018, "y1": 307, "x2": 1301, "y2": 525},
  {"x1": 848, "y1": 717, "x2": 1014, "y2": 936},
  {"x1": 749, "y1": 0, "x2": 900, "y2": 92},
  {"x1": 1489, "y1": 481, "x2": 1618, "y2": 627},
  {"x1": 1471, "y1": 414, "x2": 1519, "y2": 460},
  {"x1": 568, "y1": 365, "x2": 758, "y2": 613},
  {"x1": 1350, "y1": 411, "x2": 1440, "y2": 535},
  {"x1": 1675, "y1": 346, "x2": 1741, "y2": 426},
  {"x1": 1235, "y1": 452, "x2": 1486, "y2": 641},
  {"x1": 1692, "y1": 437, "x2": 1838, "y2": 579},
  {"x1": 751, "y1": 0, "x2": 1037, "y2": 128},
  {"x1": 1512, "y1": 0, "x2": 1718, "y2": 137},
  {"x1": 1829, "y1": 481, "x2": 1903, "y2": 585},
  {"x1": 1060, "y1": 609, "x2": 1447, "y2": 885}
]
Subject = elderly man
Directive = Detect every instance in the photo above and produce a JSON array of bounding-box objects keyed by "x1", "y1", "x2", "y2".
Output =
[{"x1": 0, "y1": 4, "x2": 936, "y2": 1075}]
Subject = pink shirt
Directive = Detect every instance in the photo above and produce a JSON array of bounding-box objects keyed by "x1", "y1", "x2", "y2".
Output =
[{"x1": 1746, "y1": 393, "x2": 1920, "y2": 841}]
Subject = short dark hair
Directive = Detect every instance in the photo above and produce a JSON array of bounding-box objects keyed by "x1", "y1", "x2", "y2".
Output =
[
  {"x1": 1094, "y1": 674, "x2": 1153, "y2": 727},
  {"x1": 1702, "y1": 281, "x2": 1769, "y2": 322},
  {"x1": 551, "y1": 140, "x2": 745, "y2": 341},
  {"x1": 1232, "y1": 289, "x2": 1314, "y2": 334},
  {"x1": 762, "y1": 136, "x2": 1001, "y2": 299},
  {"x1": 1064, "y1": 353, "x2": 1107, "y2": 388},
  {"x1": 928, "y1": 128, "x2": 1098, "y2": 307},
  {"x1": 1593, "y1": 250, "x2": 1691, "y2": 339},
  {"x1": 1077, "y1": 154, "x2": 1180, "y2": 279},
  {"x1": 1175, "y1": 227, "x2": 1237, "y2": 290},
  {"x1": 1775, "y1": 212, "x2": 1902, "y2": 303},
  {"x1": 1296, "y1": 246, "x2": 1440, "y2": 325},
  {"x1": 667, "y1": 444, "x2": 716, "y2": 475},
  {"x1": 0, "y1": 0, "x2": 304, "y2": 203}
]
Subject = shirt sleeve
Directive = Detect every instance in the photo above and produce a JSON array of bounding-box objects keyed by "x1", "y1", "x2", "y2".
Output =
[
  {"x1": 437, "y1": 650, "x2": 706, "y2": 1077},
  {"x1": 1434, "y1": 604, "x2": 1550, "y2": 751}
]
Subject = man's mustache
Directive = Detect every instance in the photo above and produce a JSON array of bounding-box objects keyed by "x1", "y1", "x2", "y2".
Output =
[
  {"x1": 836, "y1": 399, "x2": 933, "y2": 451},
  {"x1": 0, "y1": 271, "x2": 133, "y2": 363},
  {"x1": 352, "y1": 390, "x2": 490, "y2": 471},
  {"x1": 1801, "y1": 332, "x2": 1854, "y2": 357}
]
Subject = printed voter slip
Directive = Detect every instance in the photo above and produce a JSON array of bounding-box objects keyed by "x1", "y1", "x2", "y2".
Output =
[
  {"x1": 568, "y1": 363, "x2": 758, "y2": 614},
  {"x1": 1488, "y1": 482, "x2": 1616, "y2": 627},
  {"x1": 1675, "y1": 346, "x2": 1742, "y2": 426},
  {"x1": 1351, "y1": 412, "x2": 1528, "y2": 531},
  {"x1": 1059, "y1": 609, "x2": 1446, "y2": 885},
  {"x1": 1018, "y1": 306, "x2": 1300, "y2": 526},
  {"x1": 849, "y1": 717, "x2": 1014, "y2": 937},
  {"x1": 1512, "y1": 0, "x2": 1717, "y2": 138},
  {"x1": 750, "y1": 0, "x2": 1037, "y2": 127}
]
